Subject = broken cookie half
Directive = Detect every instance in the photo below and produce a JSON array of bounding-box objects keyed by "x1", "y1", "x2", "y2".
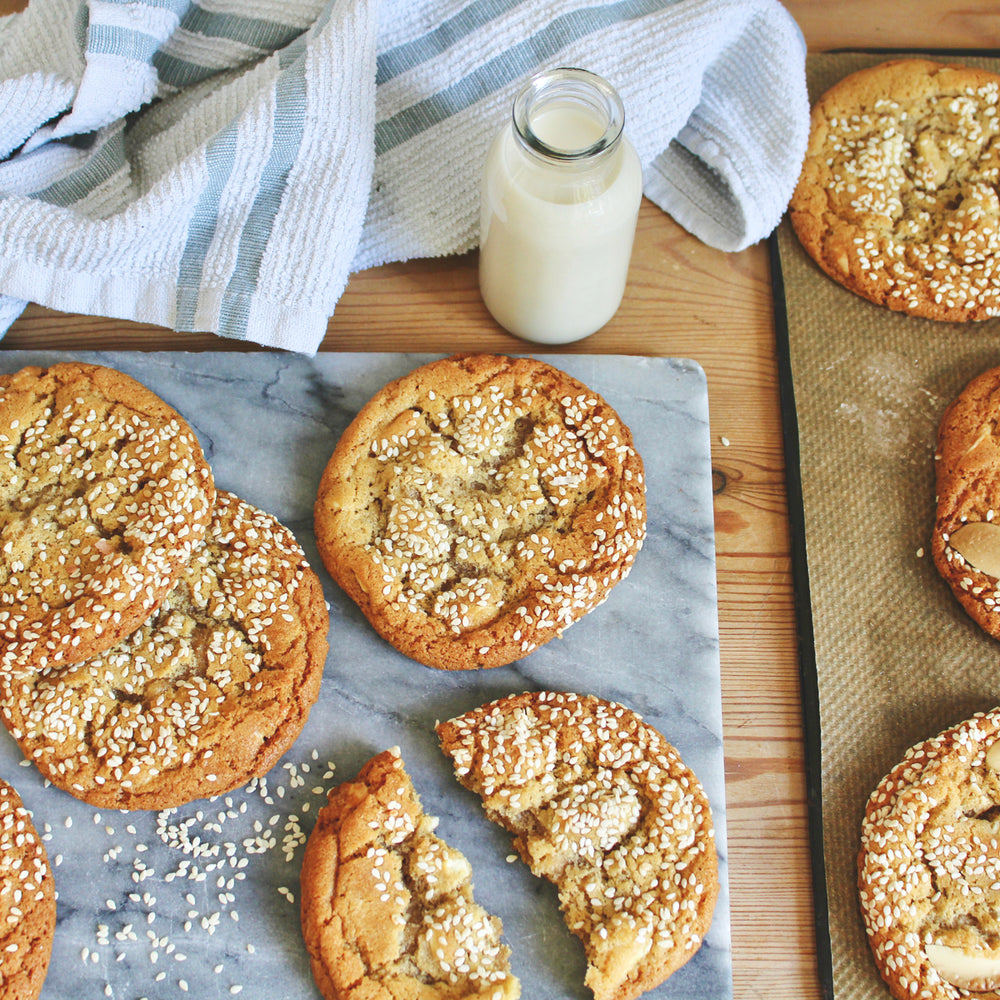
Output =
[
  {"x1": 299, "y1": 747, "x2": 520, "y2": 1000},
  {"x1": 437, "y1": 691, "x2": 719, "y2": 1000}
]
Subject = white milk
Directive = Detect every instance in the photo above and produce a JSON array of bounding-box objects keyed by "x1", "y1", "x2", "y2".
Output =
[
  {"x1": 478, "y1": 69, "x2": 643, "y2": 344},
  {"x1": 529, "y1": 104, "x2": 605, "y2": 151}
]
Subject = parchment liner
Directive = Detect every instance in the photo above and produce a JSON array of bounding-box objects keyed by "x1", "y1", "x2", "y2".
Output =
[{"x1": 775, "y1": 51, "x2": 1000, "y2": 1000}]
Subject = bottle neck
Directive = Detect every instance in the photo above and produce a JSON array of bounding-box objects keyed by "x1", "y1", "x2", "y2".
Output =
[{"x1": 511, "y1": 67, "x2": 625, "y2": 167}]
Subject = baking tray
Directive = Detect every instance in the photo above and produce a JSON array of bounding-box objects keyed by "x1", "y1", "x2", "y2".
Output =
[
  {"x1": 0, "y1": 351, "x2": 731, "y2": 1000},
  {"x1": 772, "y1": 49, "x2": 1000, "y2": 1000}
]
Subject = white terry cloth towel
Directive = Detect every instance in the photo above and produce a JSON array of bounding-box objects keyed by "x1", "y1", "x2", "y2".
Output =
[{"x1": 0, "y1": 0, "x2": 809, "y2": 353}]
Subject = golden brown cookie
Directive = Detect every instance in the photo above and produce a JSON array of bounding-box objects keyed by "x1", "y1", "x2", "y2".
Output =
[
  {"x1": 314, "y1": 354, "x2": 646, "y2": 671},
  {"x1": 0, "y1": 362, "x2": 216, "y2": 674},
  {"x1": 789, "y1": 58, "x2": 1000, "y2": 321},
  {"x1": 437, "y1": 691, "x2": 718, "y2": 1000},
  {"x1": 299, "y1": 747, "x2": 520, "y2": 1000},
  {"x1": 857, "y1": 708, "x2": 1000, "y2": 1000},
  {"x1": 0, "y1": 777, "x2": 56, "y2": 1000},
  {"x1": 931, "y1": 366, "x2": 1000, "y2": 637},
  {"x1": 0, "y1": 491, "x2": 328, "y2": 810}
]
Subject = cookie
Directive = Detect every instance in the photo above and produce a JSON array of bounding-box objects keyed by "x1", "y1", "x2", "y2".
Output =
[
  {"x1": 0, "y1": 362, "x2": 216, "y2": 674},
  {"x1": 0, "y1": 778, "x2": 56, "y2": 1000},
  {"x1": 931, "y1": 365, "x2": 1000, "y2": 637},
  {"x1": 437, "y1": 691, "x2": 718, "y2": 1000},
  {"x1": 314, "y1": 354, "x2": 646, "y2": 670},
  {"x1": 0, "y1": 491, "x2": 328, "y2": 810},
  {"x1": 299, "y1": 747, "x2": 520, "y2": 1000},
  {"x1": 857, "y1": 708, "x2": 1000, "y2": 1000},
  {"x1": 789, "y1": 58, "x2": 1000, "y2": 321}
]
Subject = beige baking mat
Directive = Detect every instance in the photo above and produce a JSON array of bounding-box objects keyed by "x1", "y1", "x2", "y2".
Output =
[{"x1": 774, "y1": 50, "x2": 1000, "y2": 1000}]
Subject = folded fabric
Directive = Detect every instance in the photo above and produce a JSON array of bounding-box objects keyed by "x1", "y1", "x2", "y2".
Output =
[{"x1": 0, "y1": 0, "x2": 808, "y2": 353}]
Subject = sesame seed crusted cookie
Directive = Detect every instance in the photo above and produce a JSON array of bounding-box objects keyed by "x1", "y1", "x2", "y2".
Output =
[
  {"x1": 0, "y1": 491, "x2": 328, "y2": 811},
  {"x1": 858, "y1": 708, "x2": 1000, "y2": 1000},
  {"x1": 0, "y1": 777, "x2": 55, "y2": 1000},
  {"x1": 314, "y1": 354, "x2": 646, "y2": 671},
  {"x1": 931, "y1": 365, "x2": 1000, "y2": 638},
  {"x1": 0, "y1": 362, "x2": 216, "y2": 674},
  {"x1": 437, "y1": 691, "x2": 719, "y2": 1000},
  {"x1": 789, "y1": 59, "x2": 1000, "y2": 321},
  {"x1": 299, "y1": 747, "x2": 520, "y2": 1000}
]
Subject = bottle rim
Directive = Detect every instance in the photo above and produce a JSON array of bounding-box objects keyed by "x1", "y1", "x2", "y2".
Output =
[{"x1": 511, "y1": 67, "x2": 625, "y2": 163}]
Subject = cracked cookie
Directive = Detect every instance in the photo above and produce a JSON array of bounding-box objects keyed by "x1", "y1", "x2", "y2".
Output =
[
  {"x1": 931, "y1": 365, "x2": 1000, "y2": 638},
  {"x1": 858, "y1": 708, "x2": 1000, "y2": 1000},
  {"x1": 299, "y1": 747, "x2": 520, "y2": 1000},
  {"x1": 437, "y1": 691, "x2": 718, "y2": 1000},
  {"x1": 0, "y1": 491, "x2": 328, "y2": 810},
  {"x1": 313, "y1": 354, "x2": 646, "y2": 671},
  {"x1": 0, "y1": 362, "x2": 216, "y2": 674},
  {"x1": 0, "y1": 777, "x2": 55, "y2": 1000},
  {"x1": 789, "y1": 58, "x2": 1000, "y2": 321}
]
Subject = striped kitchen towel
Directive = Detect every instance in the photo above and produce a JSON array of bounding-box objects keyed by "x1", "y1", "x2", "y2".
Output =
[{"x1": 0, "y1": 0, "x2": 808, "y2": 353}]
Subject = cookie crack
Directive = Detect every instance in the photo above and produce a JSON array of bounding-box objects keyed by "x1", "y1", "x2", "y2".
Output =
[{"x1": 505, "y1": 770, "x2": 649, "y2": 881}]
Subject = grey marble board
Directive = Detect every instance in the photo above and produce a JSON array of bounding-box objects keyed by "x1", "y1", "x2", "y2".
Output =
[{"x1": 0, "y1": 351, "x2": 731, "y2": 1000}]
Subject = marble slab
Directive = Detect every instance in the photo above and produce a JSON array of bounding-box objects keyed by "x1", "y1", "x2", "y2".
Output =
[{"x1": 0, "y1": 351, "x2": 730, "y2": 1000}]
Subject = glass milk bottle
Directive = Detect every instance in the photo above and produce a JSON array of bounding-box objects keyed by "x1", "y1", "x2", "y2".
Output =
[{"x1": 478, "y1": 67, "x2": 643, "y2": 344}]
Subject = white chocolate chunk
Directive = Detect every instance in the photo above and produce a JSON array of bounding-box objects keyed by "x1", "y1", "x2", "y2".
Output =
[
  {"x1": 949, "y1": 522, "x2": 1000, "y2": 578},
  {"x1": 927, "y1": 942, "x2": 1000, "y2": 990}
]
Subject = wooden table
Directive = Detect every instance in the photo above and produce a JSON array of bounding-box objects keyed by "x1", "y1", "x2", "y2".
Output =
[{"x1": 1, "y1": 4, "x2": 994, "y2": 998}]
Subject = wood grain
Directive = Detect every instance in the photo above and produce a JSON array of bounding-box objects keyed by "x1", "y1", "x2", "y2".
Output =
[{"x1": 0, "y1": 5, "x2": 991, "y2": 998}]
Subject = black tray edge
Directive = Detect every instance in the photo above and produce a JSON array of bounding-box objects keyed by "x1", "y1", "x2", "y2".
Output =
[{"x1": 768, "y1": 227, "x2": 834, "y2": 1000}]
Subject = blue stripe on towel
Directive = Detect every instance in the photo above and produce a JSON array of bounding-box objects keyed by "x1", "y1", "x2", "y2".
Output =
[
  {"x1": 375, "y1": 0, "x2": 679, "y2": 155},
  {"x1": 178, "y1": 7, "x2": 307, "y2": 51},
  {"x1": 174, "y1": 123, "x2": 240, "y2": 331},
  {"x1": 216, "y1": 32, "x2": 312, "y2": 335},
  {"x1": 35, "y1": 126, "x2": 127, "y2": 207},
  {"x1": 172, "y1": 6, "x2": 325, "y2": 334},
  {"x1": 375, "y1": 0, "x2": 513, "y2": 85},
  {"x1": 134, "y1": 0, "x2": 192, "y2": 11},
  {"x1": 153, "y1": 6, "x2": 309, "y2": 89},
  {"x1": 87, "y1": 23, "x2": 162, "y2": 63},
  {"x1": 83, "y1": 0, "x2": 191, "y2": 63},
  {"x1": 152, "y1": 51, "x2": 220, "y2": 89}
]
